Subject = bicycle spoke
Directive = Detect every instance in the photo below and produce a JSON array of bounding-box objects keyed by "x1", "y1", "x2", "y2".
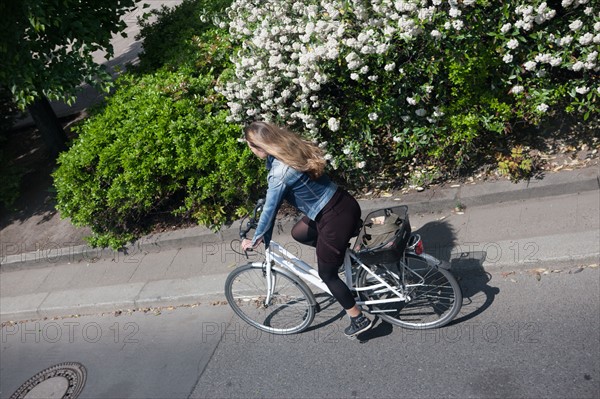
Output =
[
  {"x1": 357, "y1": 258, "x2": 462, "y2": 329},
  {"x1": 225, "y1": 264, "x2": 315, "y2": 334}
]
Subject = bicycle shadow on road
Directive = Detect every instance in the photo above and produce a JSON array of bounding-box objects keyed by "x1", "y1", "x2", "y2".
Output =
[
  {"x1": 414, "y1": 220, "x2": 500, "y2": 326},
  {"x1": 413, "y1": 219, "x2": 456, "y2": 262},
  {"x1": 356, "y1": 250, "x2": 500, "y2": 341},
  {"x1": 305, "y1": 220, "x2": 500, "y2": 341},
  {"x1": 303, "y1": 294, "x2": 360, "y2": 331},
  {"x1": 449, "y1": 251, "x2": 500, "y2": 325}
]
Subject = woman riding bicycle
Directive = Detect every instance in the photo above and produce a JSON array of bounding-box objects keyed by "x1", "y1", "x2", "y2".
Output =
[{"x1": 240, "y1": 121, "x2": 373, "y2": 337}]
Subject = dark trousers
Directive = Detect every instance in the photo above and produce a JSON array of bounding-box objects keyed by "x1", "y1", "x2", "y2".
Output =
[{"x1": 291, "y1": 189, "x2": 361, "y2": 310}]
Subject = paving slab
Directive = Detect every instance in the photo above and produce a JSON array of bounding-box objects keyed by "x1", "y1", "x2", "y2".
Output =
[
  {"x1": 37, "y1": 283, "x2": 146, "y2": 319},
  {"x1": 0, "y1": 293, "x2": 51, "y2": 322},
  {"x1": 135, "y1": 274, "x2": 229, "y2": 308}
]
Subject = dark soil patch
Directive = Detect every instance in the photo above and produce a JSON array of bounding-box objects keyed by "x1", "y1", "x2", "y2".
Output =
[{"x1": 0, "y1": 113, "x2": 91, "y2": 255}]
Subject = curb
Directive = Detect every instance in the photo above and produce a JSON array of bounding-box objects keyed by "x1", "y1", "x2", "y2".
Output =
[
  {"x1": 2, "y1": 251, "x2": 598, "y2": 324},
  {"x1": 0, "y1": 274, "x2": 228, "y2": 324},
  {"x1": 1, "y1": 167, "x2": 598, "y2": 271}
]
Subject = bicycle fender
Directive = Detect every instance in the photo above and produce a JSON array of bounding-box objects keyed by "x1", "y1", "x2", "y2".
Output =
[
  {"x1": 419, "y1": 253, "x2": 452, "y2": 270},
  {"x1": 438, "y1": 259, "x2": 452, "y2": 270}
]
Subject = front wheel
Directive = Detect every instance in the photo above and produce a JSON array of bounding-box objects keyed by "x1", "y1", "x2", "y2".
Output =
[
  {"x1": 357, "y1": 254, "x2": 462, "y2": 329},
  {"x1": 224, "y1": 263, "x2": 316, "y2": 335}
]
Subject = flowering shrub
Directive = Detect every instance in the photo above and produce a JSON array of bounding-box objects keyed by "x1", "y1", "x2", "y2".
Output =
[
  {"x1": 499, "y1": 0, "x2": 599, "y2": 122},
  {"x1": 219, "y1": 0, "x2": 598, "y2": 186},
  {"x1": 50, "y1": 0, "x2": 598, "y2": 248}
]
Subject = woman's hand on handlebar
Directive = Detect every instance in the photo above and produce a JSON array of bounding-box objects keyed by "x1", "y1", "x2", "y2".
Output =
[{"x1": 241, "y1": 237, "x2": 263, "y2": 252}]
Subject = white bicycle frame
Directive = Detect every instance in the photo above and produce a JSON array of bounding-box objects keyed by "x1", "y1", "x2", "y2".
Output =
[{"x1": 260, "y1": 241, "x2": 410, "y2": 310}]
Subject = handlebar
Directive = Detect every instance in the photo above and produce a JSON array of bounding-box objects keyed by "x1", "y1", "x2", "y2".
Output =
[{"x1": 239, "y1": 198, "x2": 265, "y2": 239}]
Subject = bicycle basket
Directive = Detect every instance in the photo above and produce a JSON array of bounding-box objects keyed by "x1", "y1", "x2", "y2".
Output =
[{"x1": 353, "y1": 206, "x2": 411, "y2": 264}]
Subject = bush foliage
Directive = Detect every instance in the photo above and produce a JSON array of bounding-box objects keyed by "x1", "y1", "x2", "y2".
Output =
[
  {"x1": 220, "y1": 0, "x2": 599, "y2": 183},
  {"x1": 53, "y1": 0, "x2": 264, "y2": 248},
  {"x1": 53, "y1": 0, "x2": 598, "y2": 248},
  {"x1": 54, "y1": 66, "x2": 262, "y2": 248},
  {"x1": 134, "y1": 0, "x2": 232, "y2": 72}
]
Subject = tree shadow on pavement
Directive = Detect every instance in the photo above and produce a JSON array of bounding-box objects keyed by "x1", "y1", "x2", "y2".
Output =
[
  {"x1": 0, "y1": 111, "x2": 87, "y2": 226},
  {"x1": 1, "y1": 125, "x2": 60, "y2": 227}
]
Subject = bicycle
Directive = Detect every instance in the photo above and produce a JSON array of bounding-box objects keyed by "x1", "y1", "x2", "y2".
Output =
[{"x1": 224, "y1": 199, "x2": 462, "y2": 335}]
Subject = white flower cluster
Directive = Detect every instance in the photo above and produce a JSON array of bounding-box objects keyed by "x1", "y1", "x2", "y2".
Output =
[
  {"x1": 561, "y1": 0, "x2": 591, "y2": 8},
  {"x1": 441, "y1": 0, "x2": 477, "y2": 32},
  {"x1": 514, "y1": 2, "x2": 557, "y2": 31},
  {"x1": 502, "y1": 0, "x2": 599, "y2": 112},
  {"x1": 219, "y1": 0, "x2": 481, "y2": 140},
  {"x1": 218, "y1": 0, "x2": 598, "y2": 163}
]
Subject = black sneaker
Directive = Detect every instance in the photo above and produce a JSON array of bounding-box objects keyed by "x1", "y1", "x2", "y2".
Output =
[{"x1": 344, "y1": 314, "x2": 373, "y2": 337}]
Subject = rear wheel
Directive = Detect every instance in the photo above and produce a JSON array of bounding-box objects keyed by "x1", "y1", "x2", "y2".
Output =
[
  {"x1": 224, "y1": 263, "x2": 316, "y2": 335},
  {"x1": 357, "y1": 254, "x2": 462, "y2": 329}
]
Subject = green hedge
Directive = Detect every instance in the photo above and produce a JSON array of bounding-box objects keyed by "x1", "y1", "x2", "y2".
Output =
[
  {"x1": 135, "y1": 0, "x2": 233, "y2": 73},
  {"x1": 52, "y1": 0, "x2": 261, "y2": 248},
  {"x1": 53, "y1": 68, "x2": 262, "y2": 248}
]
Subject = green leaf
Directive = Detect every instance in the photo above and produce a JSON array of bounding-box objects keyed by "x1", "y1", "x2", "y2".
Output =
[{"x1": 2, "y1": 0, "x2": 139, "y2": 107}]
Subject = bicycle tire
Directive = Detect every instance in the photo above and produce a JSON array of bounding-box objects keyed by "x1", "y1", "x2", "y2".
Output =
[
  {"x1": 224, "y1": 263, "x2": 316, "y2": 335},
  {"x1": 357, "y1": 254, "x2": 462, "y2": 329}
]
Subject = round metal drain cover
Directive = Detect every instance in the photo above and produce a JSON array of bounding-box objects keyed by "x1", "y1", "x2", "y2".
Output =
[{"x1": 10, "y1": 362, "x2": 87, "y2": 399}]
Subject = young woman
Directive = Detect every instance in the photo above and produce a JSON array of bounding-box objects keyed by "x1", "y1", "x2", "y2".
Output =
[{"x1": 241, "y1": 121, "x2": 373, "y2": 337}]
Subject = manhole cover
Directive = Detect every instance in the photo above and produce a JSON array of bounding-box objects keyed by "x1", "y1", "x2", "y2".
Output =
[{"x1": 10, "y1": 362, "x2": 87, "y2": 399}]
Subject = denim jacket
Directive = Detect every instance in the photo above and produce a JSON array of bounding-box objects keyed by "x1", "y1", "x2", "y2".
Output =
[{"x1": 252, "y1": 155, "x2": 338, "y2": 247}]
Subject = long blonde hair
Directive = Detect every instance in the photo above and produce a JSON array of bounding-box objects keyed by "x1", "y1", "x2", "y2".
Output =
[{"x1": 244, "y1": 121, "x2": 326, "y2": 179}]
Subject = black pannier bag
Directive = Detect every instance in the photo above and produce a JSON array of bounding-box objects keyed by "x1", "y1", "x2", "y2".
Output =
[{"x1": 353, "y1": 206, "x2": 411, "y2": 264}]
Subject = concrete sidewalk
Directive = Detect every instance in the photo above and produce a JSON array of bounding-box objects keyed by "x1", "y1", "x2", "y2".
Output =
[{"x1": 1, "y1": 166, "x2": 598, "y2": 324}]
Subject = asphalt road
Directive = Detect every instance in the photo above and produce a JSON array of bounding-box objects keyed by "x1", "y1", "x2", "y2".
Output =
[{"x1": 2, "y1": 264, "x2": 598, "y2": 398}]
